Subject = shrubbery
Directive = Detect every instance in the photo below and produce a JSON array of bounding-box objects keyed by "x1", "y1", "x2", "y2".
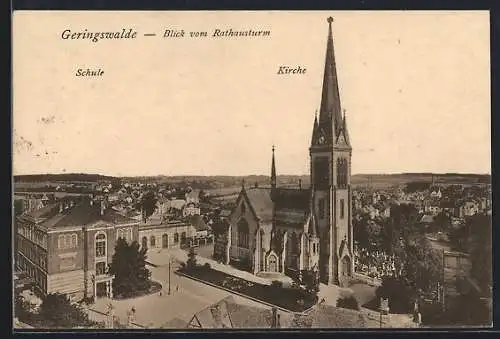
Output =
[
  {"x1": 271, "y1": 280, "x2": 283, "y2": 289},
  {"x1": 376, "y1": 276, "x2": 414, "y2": 314},
  {"x1": 336, "y1": 295, "x2": 360, "y2": 310}
]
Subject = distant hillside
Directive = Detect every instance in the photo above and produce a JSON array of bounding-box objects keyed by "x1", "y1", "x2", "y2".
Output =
[
  {"x1": 14, "y1": 172, "x2": 490, "y2": 189},
  {"x1": 13, "y1": 173, "x2": 116, "y2": 183}
]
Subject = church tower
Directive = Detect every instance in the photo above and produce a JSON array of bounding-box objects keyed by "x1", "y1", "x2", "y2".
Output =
[{"x1": 310, "y1": 17, "x2": 354, "y2": 286}]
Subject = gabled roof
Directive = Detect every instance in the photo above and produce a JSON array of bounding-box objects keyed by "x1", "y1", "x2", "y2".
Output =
[
  {"x1": 294, "y1": 304, "x2": 375, "y2": 328},
  {"x1": 161, "y1": 317, "x2": 188, "y2": 329},
  {"x1": 241, "y1": 187, "x2": 274, "y2": 223},
  {"x1": 22, "y1": 199, "x2": 137, "y2": 228},
  {"x1": 188, "y1": 296, "x2": 274, "y2": 329},
  {"x1": 273, "y1": 188, "x2": 310, "y2": 212}
]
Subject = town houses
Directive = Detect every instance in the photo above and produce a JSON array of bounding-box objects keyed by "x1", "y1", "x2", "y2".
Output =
[{"x1": 14, "y1": 181, "x2": 215, "y2": 302}]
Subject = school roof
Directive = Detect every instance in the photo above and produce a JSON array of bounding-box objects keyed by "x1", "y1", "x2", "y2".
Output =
[{"x1": 19, "y1": 198, "x2": 137, "y2": 228}]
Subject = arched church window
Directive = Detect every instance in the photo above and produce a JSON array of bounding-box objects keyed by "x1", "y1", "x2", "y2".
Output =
[
  {"x1": 241, "y1": 202, "x2": 246, "y2": 214},
  {"x1": 237, "y1": 219, "x2": 249, "y2": 248},
  {"x1": 337, "y1": 158, "x2": 348, "y2": 188}
]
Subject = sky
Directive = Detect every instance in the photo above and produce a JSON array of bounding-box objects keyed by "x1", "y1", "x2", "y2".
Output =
[{"x1": 13, "y1": 11, "x2": 491, "y2": 176}]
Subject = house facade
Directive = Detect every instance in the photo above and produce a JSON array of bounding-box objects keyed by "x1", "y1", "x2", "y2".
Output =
[{"x1": 15, "y1": 196, "x2": 139, "y2": 302}]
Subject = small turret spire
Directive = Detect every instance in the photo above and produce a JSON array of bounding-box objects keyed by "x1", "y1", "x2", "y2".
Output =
[{"x1": 271, "y1": 145, "x2": 277, "y2": 190}]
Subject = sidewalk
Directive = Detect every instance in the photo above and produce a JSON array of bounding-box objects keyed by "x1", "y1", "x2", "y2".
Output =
[{"x1": 148, "y1": 248, "x2": 272, "y2": 286}]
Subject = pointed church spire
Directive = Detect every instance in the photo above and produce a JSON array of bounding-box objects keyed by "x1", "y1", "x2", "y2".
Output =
[
  {"x1": 271, "y1": 145, "x2": 277, "y2": 190},
  {"x1": 318, "y1": 16, "x2": 343, "y2": 141}
]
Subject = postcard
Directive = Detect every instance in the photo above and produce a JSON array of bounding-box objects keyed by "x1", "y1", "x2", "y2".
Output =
[{"x1": 12, "y1": 10, "x2": 492, "y2": 330}]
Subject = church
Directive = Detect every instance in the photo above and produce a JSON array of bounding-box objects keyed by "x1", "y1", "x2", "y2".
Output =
[{"x1": 222, "y1": 17, "x2": 354, "y2": 286}]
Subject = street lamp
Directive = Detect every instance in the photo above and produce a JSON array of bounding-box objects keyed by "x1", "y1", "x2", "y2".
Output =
[{"x1": 168, "y1": 256, "x2": 171, "y2": 295}]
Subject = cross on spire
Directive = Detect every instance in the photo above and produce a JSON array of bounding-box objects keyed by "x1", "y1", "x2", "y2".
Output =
[{"x1": 271, "y1": 145, "x2": 277, "y2": 189}]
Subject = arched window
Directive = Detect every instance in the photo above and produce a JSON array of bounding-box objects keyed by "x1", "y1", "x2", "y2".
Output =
[
  {"x1": 58, "y1": 235, "x2": 65, "y2": 249},
  {"x1": 162, "y1": 234, "x2": 168, "y2": 248},
  {"x1": 150, "y1": 236, "x2": 156, "y2": 247},
  {"x1": 268, "y1": 254, "x2": 278, "y2": 272},
  {"x1": 237, "y1": 219, "x2": 249, "y2": 248},
  {"x1": 337, "y1": 158, "x2": 348, "y2": 188},
  {"x1": 95, "y1": 233, "x2": 107, "y2": 258},
  {"x1": 142, "y1": 236, "x2": 148, "y2": 249},
  {"x1": 174, "y1": 233, "x2": 179, "y2": 243},
  {"x1": 181, "y1": 232, "x2": 187, "y2": 245},
  {"x1": 241, "y1": 203, "x2": 246, "y2": 214},
  {"x1": 71, "y1": 234, "x2": 78, "y2": 248}
]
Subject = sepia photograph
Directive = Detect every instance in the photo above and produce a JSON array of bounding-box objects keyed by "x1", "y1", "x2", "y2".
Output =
[{"x1": 12, "y1": 10, "x2": 491, "y2": 329}]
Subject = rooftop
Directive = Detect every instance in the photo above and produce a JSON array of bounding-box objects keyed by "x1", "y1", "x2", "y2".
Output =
[{"x1": 20, "y1": 198, "x2": 137, "y2": 228}]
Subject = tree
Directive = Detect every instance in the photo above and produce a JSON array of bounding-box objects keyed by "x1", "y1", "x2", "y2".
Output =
[
  {"x1": 137, "y1": 191, "x2": 158, "y2": 222},
  {"x1": 432, "y1": 212, "x2": 451, "y2": 233},
  {"x1": 336, "y1": 295, "x2": 360, "y2": 310},
  {"x1": 38, "y1": 293, "x2": 95, "y2": 328},
  {"x1": 14, "y1": 200, "x2": 24, "y2": 216},
  {"x1": 110, "y1": 178, "x2": 122, "y2": 190},
  {"x1": 468, "y1": 214, "x2": 492, "y2": 294},
  {"x1": 354, "y1": 214, "x2": 382, "y2": 251},
  {"x1": 401, "y1": 236, "x2": 443, "y2": 293},
  {"x1": 300, "y1": 269, "x2": 320, "y2": 296},
  {"x1": 186, "y1": 247, "x2": 197, "y2": 269},
  {"x1": 290, "y1": 268, "x2": 320, "y2": 302},
  {"x1": 376, "y1": 276, "x2": 414, "y2": 314},
  {"x1": 108, "y1": 238, "x2": 151, "y2": 298},
  {"x1": 198, "y1": 190, "x2": 207, "y2": 202}
]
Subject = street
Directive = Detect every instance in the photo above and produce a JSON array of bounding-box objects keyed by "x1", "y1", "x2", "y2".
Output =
[{"x1": 91, "y1": 244, "x2": 270, "y2": 328}]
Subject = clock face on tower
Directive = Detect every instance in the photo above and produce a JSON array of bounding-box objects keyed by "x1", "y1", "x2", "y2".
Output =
[{"x1": 318, "y1": 135, "x2": 326, "y2": 144}]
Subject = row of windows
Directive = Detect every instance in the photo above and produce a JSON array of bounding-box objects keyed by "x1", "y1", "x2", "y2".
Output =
[
  {"x1": 17, "y1": 237, "x2": 47, "y2": 270},
  {"x1": 18, "y1": 224, "x2": 48, "y2": 249},
  {"x1": 141, "y1": 232, "x2": 186, "y2": 249},
  {"x1": 58, "y1": 233, "x2": 78, "y2": 250},
  {"x1": 116, "y1": 227, "x2": 133, "y2": 243}
]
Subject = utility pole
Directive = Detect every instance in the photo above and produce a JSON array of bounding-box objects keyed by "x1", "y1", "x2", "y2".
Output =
[{"x1": 168, "y1": 257, "x2": 171, "y2": 295}]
